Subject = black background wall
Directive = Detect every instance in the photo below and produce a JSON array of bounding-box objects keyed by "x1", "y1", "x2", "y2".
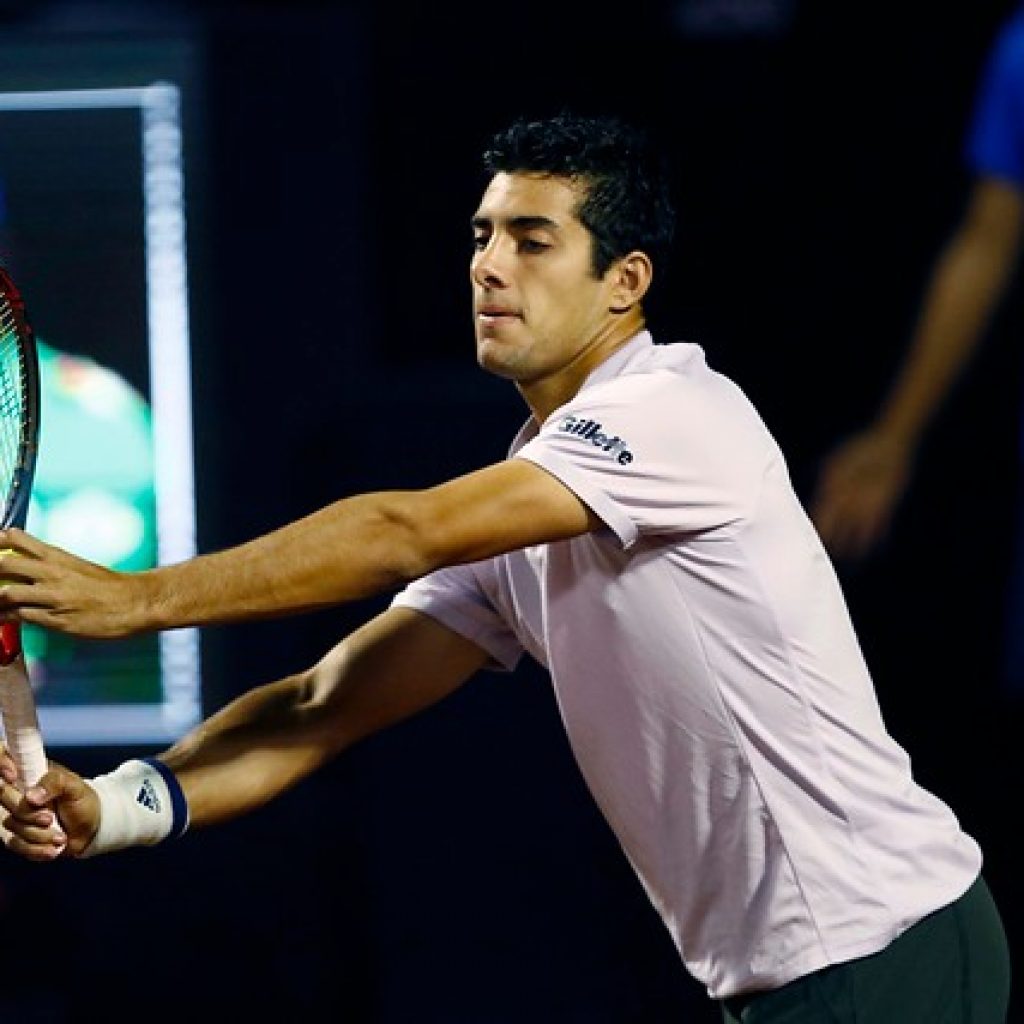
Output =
[{"x1": 0, "y1": 1, "x2": 1021, "y2": 1021}]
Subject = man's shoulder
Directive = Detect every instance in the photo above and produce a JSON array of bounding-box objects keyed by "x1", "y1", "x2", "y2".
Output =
[
  {"x1": 579, "y1": 340, "x2": 740, "y2": 410},
  {"x1": 543, "y1": 343, "x2": 767, "y2": 464}
]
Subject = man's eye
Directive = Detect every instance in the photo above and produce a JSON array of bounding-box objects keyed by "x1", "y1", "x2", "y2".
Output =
[
  {"x1": 520, "y1": 239, "x2": 550, "y2": 253},
  {"x1": 472, "y1": 235, "x2": 488, "y2": 250}
]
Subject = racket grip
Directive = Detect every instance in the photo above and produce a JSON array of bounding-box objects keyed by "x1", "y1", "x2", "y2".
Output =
[{"x1": 0, "y1": 657, "x2": 47, "y2": 788}]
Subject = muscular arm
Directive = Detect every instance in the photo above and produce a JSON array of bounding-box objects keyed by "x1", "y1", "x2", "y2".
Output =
[
  {"x1": 0, "y1": 607, "x2": 491, "y2": 856},
  {"x1": 0, "y1": 458, "x2": 600, "y2": 638},
  {"x1": 812, "y1": 177, "x2": 1024, "y2": 556},
  {"x1": 159, "y1": 607, "x2": 490, "y2": 827}
]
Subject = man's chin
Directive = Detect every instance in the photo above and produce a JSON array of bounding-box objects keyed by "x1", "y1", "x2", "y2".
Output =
[{"x1": 476, "y1": 339, "x2": 520, "y2": 380}]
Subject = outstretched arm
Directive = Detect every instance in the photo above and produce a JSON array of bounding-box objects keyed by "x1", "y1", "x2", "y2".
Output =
[
  {"x1": 0, "y1": 458, "x2": 599, "y2": 638},
  {"x1": 812, "y1": 177, "x2": 1024, "y2": 557},
  {"x1": 0, "y1": 606, "x2": 489, "y2": 860}
]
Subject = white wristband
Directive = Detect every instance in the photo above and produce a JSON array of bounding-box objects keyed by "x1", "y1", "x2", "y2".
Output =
[{"x1": 80, "y1": 758, "x2": 189, "y2": 858}]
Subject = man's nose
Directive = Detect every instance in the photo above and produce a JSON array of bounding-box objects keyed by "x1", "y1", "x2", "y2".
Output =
[{"x1": 471, "y1": 238, "x2": 509, "y2": 288}]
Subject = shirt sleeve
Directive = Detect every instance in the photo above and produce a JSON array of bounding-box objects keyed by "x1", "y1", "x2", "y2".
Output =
[
  {"x1": 964, "y1": 15, "x2": 1024, "y2": 186},
  {"x1": 391, "y1": 561, "x2": 524, "y2": 672},
  {"x1": 514, "y1": 369, "x2": 776, "y2": 548}
]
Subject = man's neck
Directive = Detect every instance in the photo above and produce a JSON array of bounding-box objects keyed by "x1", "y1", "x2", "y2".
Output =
[{"x1": 519, "y1": 314, "x2": 646, "y2": 423}]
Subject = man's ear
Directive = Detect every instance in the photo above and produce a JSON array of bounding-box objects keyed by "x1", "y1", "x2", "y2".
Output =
[{"x1": 608, "y1": 251, "x2": 653, "y2": 312}]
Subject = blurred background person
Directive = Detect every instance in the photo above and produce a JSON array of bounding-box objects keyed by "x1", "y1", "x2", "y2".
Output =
[{"x1": 811, "y1": 7, "x2": 1024, "y2": 560}]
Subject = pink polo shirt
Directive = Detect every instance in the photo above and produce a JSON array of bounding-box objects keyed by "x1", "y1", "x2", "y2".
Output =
[{"x1": 392, "y1": 331, "x2": 981, "y2": 999}]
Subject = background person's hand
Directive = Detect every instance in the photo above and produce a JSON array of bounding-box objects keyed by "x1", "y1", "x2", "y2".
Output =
[{"x1": 811, "y1": 427, "x2": 914, "y2": 559}]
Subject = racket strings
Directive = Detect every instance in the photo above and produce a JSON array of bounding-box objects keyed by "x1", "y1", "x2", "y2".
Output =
[{"x1": 0, "y1": 300, "x2": 28, "y2": 523}]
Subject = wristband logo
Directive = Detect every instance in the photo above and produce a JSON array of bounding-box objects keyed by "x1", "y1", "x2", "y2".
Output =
[
  {"x1": 136, "y1": 778, "x2": 162, "y2": 814},
  {"x1": 556, "y1": 415, "x2": 634, "y2": 465}
]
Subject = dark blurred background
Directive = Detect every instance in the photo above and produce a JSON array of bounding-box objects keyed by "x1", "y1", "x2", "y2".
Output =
[{"x1": 0, "y1": 0, "x2": 1021, "y2": 1020}]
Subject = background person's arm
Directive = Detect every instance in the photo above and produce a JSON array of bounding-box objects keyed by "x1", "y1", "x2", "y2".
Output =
[
  {"x1": 0, "y1": 607, "x2": 490, "y2": 859},
  {"x1": 812, "y1": 177, "x2": 1024, "y2": 557}
]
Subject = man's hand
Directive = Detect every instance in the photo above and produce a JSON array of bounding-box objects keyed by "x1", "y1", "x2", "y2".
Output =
[
  {"x1": 0, "y1": 749, "x2": 100, "y2": 861},
  {"x1": 811, "y1": 427, "x2": 914, "y2": 560},
  {"x1": 0, "y1": 528, "x2": 141, "y2": 639}
]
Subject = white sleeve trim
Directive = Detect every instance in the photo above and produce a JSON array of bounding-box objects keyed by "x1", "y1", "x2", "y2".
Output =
[{"x1": 389, "y1": 593, "x2": 523, "y2": 672}]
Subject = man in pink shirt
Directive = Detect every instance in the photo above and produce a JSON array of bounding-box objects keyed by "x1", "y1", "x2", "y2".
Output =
[{"x1": 0, "y1": 113, "x2": 1010, "y2": 1022}]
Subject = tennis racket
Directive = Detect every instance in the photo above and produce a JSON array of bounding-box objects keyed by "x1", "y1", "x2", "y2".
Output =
[{"x1": 0, "y1": 265, "x2": 45, "y2": 790}]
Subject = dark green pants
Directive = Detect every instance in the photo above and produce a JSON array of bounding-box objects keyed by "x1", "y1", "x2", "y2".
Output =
[{"x1": 721, "y1": 875, "x2": 1010, "y2": 1023}]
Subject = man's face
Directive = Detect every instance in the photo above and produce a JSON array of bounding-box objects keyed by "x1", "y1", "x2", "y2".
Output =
[{"x1": 470, "y1": 172, "x2": 617, "y2": 385}]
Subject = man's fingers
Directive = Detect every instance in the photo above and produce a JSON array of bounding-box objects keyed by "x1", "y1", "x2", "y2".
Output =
[
  {"x1": 0, "y1": 762, "x2": 83, "y2": 813},
  {"x1": 0, "y1": 527, "x2": 53, "y2": 560},
  {"x1": 0, "y1": 744, "x2": 18, "y2": 785},
  {"x1": 0, "y1": 778, "x2": 47, "y2": 819},
  {"x1": 0, "y1": 531, "x2": 77, "y2": 592},
  {"x1": 0, "y1": 584, "x2": 52, "y2": 615},
  {"x1": 0, "y1": 547, "x2": 43, "y2": 584},
  {"x1": 0, "y1": 779, "x2": 68, "y2": 859},
  {"x1": 17, "y1": 813, "x2": 65, "y2": 841},
  {"x1": 0, "y1": 528, "x2": 99, "y2": 572},
  {"x1": 9, "y1": 601, "x2": 60, "y2": 625},
  {"x1": 25, "y1": 763, "x2": 86, "y2": 805},
  {"x1": 4, "y1": 826, "x2": 66, "y2": 862},
  {"x1": 0, "y1": 782, "x2": 57, "y2": 828},
  {"x1": 0, "y1": 777, "x2": 27, "y2": 815}
]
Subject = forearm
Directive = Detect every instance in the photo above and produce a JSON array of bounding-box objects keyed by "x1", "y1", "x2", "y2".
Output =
[
  {"x1": 149, "y1": 607, "x2": 489, "y2": 829},
  {"x1": 137, "y1": 490, "x2": 429, "y2": 633},
  {"x1": 132, "y1": 462, "x2": 596, "y2": 634},
  {"x1": 0, "y1": 673, "x2": 344, "y2": 859},
  {"x1": 155, "y1": 671, "x2": 350, "y2": 829},
  {"x1": 1, "y1": 610, "x2": 485, "y2": 860},
  {"x1": 877, "y1": 180, "x2": 1024, "y2": 448},
  {"x1": 878, "y1": 235, "x2": 1016, "y2": 445}
]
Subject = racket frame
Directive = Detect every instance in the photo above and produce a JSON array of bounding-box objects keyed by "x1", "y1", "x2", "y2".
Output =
[
  {"x1": 0, "y1": 265, "x2": 46, "y2": 790},
  {"x1": 0, "y1": 264, "x2": 40, "y2": 535}
]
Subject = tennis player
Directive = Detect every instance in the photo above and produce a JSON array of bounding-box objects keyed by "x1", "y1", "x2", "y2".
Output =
[{"x1": 0, "y1": 113, "x2": 1011, "y2": 1022}]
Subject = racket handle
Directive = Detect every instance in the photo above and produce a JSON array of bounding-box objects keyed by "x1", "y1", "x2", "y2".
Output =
[{"x1": 0, "y1": 657, "x2": 47, "y2": 788}]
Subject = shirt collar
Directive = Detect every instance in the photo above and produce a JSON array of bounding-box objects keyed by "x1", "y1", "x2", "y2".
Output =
[
  {"x1": 574, "y1": 329, "x2": 653, "y2": 392},
  {"x1": 509, "y1": 329, "x2": 654, "y2": 454}
]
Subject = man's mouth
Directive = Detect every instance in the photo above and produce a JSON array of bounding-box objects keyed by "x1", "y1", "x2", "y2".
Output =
[{"x1": 477, "y1": 307, "x2": 521, "y2": 321}]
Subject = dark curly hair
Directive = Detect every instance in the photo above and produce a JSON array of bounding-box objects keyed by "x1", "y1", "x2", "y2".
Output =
[{"x1": 482, "y1": 112, "x2": 676, "y2": 279}]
